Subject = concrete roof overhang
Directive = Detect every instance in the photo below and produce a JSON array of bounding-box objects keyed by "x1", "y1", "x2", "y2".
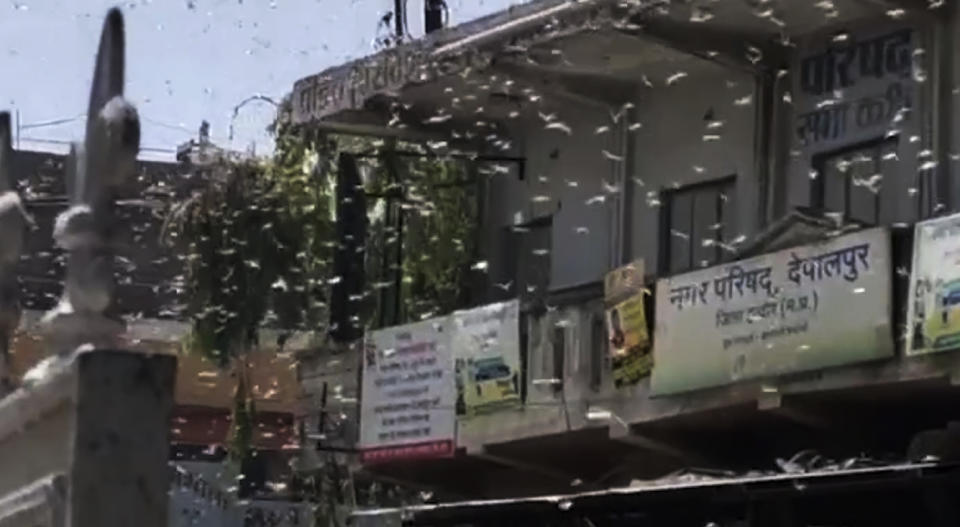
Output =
[{"x1": 286, "y1": 0, "x2": 941, "y2": 144}]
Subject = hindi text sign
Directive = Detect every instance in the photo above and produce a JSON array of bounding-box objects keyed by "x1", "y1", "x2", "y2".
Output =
[
  {"x1": 293, "y1": 45, "x2": 491, "y2": 124},
  {"x1": 652, "y1": 228, "x2": 892, "y2": 395},
  {"x1": 360, "y1": 318, "x2": 455, "y2": 463},
  {"x1": 794, "y1": 27, "x2": 915, "y2": 149}
]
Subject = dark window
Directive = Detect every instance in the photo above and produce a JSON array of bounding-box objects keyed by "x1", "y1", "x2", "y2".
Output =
[
  {"x1": 812, "y1": 137, "x2": 898, "y2": 225},
  {"x1": 519, "y1": 310, "x2": 529, "y2": 403},
  {"x1": 364, "y1": 153, "x2": 524, "y2": 328},
  {"x1": 590, "y1": 314, "x2": 605, "y2": 392},
  {"x1": 316, "y1": 381, "x2": 328, "y2": 440},
  {"x1": 506, "y1": 216, "x2": 552, "y2": 303},
  {"x1": 660, "y1": 176, "x2": 737, "y2": 274},
  {"x1": 552, "y1": 326, "x2": 565, "y2": 393},
  {"x1": 363, "y1": 153, "x2": 484, "y2": 328}
]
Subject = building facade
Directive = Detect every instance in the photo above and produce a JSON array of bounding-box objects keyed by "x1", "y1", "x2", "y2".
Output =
[{"x1": 289, "y1": 0, "x2": 960, "y2": 501}]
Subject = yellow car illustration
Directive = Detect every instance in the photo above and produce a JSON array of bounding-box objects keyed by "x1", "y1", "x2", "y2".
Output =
[
  {"x1": 923, "y1": 279, "x2": 960, "y2": 351},
  {"x1": 462, "y1": 357, "x2": 520, "y2": 415}
]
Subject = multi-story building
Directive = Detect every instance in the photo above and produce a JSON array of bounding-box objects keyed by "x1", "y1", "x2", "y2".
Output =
[{"x1": 289, "y1": 0, "x2": 960, "y2": 505}]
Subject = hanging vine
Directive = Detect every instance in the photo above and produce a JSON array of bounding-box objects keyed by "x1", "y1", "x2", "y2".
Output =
[
  {"x1": 164, "y1": 125, "x2": 335, "y2": 368},
  {"x1": 166, "y1": 119, "x2": 480, "y2": 488},
  {"x1": 399, "y1": 155, "x2": 477, "y2": 322}
]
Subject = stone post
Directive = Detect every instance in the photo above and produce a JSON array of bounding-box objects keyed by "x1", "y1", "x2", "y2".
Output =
[
  {"x1": 0, "y1": 350, "x2": 176, "y2": 527},
  {"x1": 0, "y1": 112, "x2": 31, "y2": 395}
]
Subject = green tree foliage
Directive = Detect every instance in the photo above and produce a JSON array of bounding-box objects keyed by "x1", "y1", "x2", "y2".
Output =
[
  {"x1": 358, "y1": 147, "x2": 478, "y2": 326},
  {"x1": 166, "y1": 129, "x2": 334, "y2": 367},
  {"x1": 169, "y1": 132, "x2": 479, "y2": 362},
  {"x1": 168, "y1": 125, "x2": 479, "y2": 472},
  {"x1": 399, "y1": 156, "x2": 477, "y2": 322}
]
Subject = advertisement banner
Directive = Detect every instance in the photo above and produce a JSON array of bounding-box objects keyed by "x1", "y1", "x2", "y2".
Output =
[
  {"x1": 360, "y1": 318, "x2": 456, "y2": 463},
  {"x1": 652, "y1": 227, "x2": 893, "y2": 396},
  {"x1": 906, "y1": 212, "x2": 960, "y2": 355},
  {"x1": 604, "y1": 260, "x2": 651, "y2": 387},
  {"x1": 451, "y1": 300, "x2": 522, "y2": 418}
]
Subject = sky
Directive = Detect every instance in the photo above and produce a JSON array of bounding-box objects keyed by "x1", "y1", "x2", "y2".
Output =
[{"x1": 0, "y1": 0, "x2": 530, "y2": 160}]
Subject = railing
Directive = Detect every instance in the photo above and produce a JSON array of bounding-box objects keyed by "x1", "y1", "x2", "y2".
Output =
[
  {"x1": 0, "y1": 350, "x2": 176, "y2": 527},
  {"x1": 0, "y1": 474, "x2": 66, "y2": 527}
]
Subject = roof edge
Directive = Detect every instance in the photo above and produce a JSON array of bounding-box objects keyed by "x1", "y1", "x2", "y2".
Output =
[{"x1": 289, "y1": 0, "x2": 621, "y2": 125}]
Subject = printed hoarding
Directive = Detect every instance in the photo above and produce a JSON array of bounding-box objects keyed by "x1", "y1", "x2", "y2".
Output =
[
  {"x1": 604, "y1": 260, "x2": 651, "y2": 387},
  {"x1": 360, "y1": 318, "x2": 456, "y2": 463},
  {"x1": 652, "y1": 227, "x2": 893, "y2": 395},
  {"x1": 451, "y1": 300, "x2": 522, "y2": 417},
  {"x1": 906, "y1": 212, "x2": 960, "y2": 355}
]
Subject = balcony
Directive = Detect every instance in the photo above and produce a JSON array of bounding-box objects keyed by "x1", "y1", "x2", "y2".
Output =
[{"x1": 345, "y1": 211, "x2": 960, "y2": 500}]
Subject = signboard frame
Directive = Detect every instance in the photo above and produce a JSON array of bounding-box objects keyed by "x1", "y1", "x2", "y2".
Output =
[
  {"x1": 906, "y1": 212, "x2": 960, "y2": 356},
  {"x1": 603, "y1": 260, "x2": 652, "y2": 387},
  {"x1": 359, "y1": 318, "x2": 457, "y2": 464},
  {"x1": 452, "y1": 300, "x2": 522, "y2": 418},
  {"x1": 652, "y1": 227, "x2": 893, "y2": 395}
]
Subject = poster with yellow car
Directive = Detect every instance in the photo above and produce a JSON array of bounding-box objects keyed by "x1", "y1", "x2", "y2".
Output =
[
  {"x1": 907, "y1": 213, "x2": 960, "y2": 355},
  {"x1": 451, "y1": 300, "x2": 522, "y2": 417},
  {"x1": 605, "y1": 260, "x2": 652, "y2": 387}
]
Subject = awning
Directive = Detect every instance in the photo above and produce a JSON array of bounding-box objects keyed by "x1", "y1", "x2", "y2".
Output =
[
  {"x1": 290, "y1": 0, "x2": 913, "y2": 128},
  {"x1": 351, "y1": 462, "x2": 960, "y2": 526},
  {"x1": 289, "y1": 0, "x2": 617, "y2": 125},
  {"x1": 170, "y1": 405, "x2": 299, "y2": 451}
]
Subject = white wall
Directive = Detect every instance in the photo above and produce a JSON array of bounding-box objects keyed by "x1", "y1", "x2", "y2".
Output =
[
  {"x1": 488, "y1": 98, "x2": 624, "y2": 291},
  {"x1": 630, "y1": 62, "x2": 760, "y2": 274}
]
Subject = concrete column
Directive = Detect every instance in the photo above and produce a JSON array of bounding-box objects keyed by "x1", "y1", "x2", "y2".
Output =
[{"x1": 69, "y1": 350, "x2": 176, "y2": 527}]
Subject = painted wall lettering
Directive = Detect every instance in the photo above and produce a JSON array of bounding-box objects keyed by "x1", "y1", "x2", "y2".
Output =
[
  {"x1": 794, "y1": 27, "x2": 915, "y2": 149},
  {"x1": 799, "y1": 29, "x2": 912, "y2": 96}
]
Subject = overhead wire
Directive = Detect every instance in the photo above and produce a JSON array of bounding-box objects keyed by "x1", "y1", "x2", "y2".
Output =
[{"x1": 18, "y1": 136, "x2": 177, "y2": 154}]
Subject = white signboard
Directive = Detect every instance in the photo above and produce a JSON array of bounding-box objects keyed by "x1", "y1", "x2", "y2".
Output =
[
  {"x1": 360, "y1": 318, "x2": 456, "y2": 463},
  {"x1": 652, "y1": 227, "x2": 893, "y2": 395},
  {"x1": 451, "y1": 300, "x2": 522, "y2": 418},
  {"x1": 906, "y1": 212, "x2": 960, "y2": 355}
]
